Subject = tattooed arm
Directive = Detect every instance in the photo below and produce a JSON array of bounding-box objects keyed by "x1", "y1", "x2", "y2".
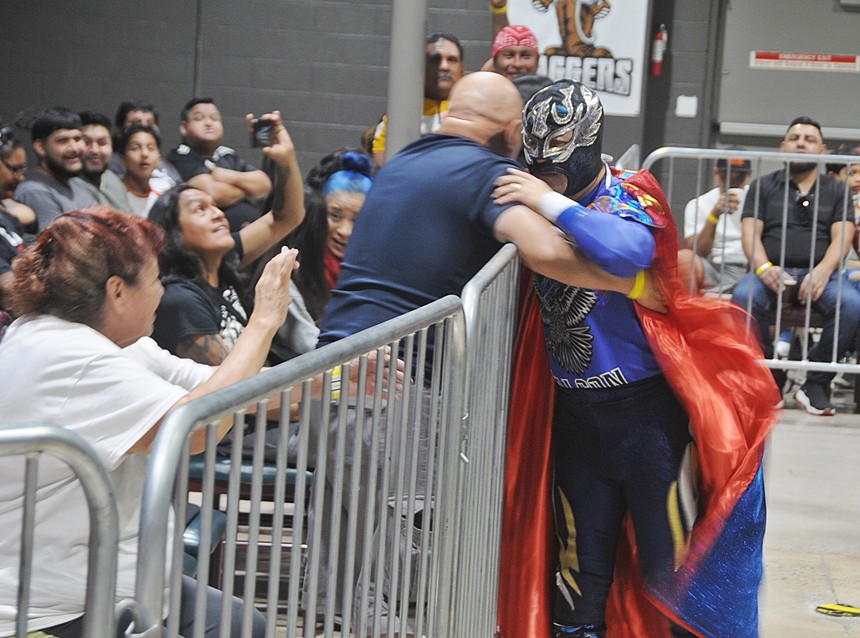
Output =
[{"x1": 176, "y1": 333, "x2": 230, "y2": 366}]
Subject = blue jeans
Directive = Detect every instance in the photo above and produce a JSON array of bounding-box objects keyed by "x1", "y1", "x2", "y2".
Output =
[{"x1": 732, "y1": 268, "x2": 860, "y2": 386}]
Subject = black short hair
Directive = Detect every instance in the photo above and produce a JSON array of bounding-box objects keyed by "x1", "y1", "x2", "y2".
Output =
[
  {"x1": 113, "y1": 101, "x2": 158, "y2": 131},
  {"x1": 30, "y1": 106, "x2": 82, "y2": 143},
  {"x1": 116, "y1": 124, "x2": 161, "y2": 155},
  {"x1": 425, "y1": 32, "x2": 463, "y2": 61},
  {"x1": 78, "y1": 111, "x2": 112, "y2": 130},
  {"x1": 825, "y1": 144, "x2": 859, "y2": 175},
  {"x1": 787, "y1": 115, "x2": 823, "y2": 137},
  {"x1": 180, "y1": 97, "x2": 217, "y2": 122}
]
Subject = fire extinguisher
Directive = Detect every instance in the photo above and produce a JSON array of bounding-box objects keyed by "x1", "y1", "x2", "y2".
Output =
[{"x1": 651, "y1": 24, "x2": 668, "y2": 77}]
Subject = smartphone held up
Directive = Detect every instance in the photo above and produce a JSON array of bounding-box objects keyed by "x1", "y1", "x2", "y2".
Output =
[{"x1": 251, "y1": 118, "x2": 276, "y2": 148}]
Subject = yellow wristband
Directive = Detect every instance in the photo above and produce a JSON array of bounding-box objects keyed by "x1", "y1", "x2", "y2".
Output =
[
  {"x1": 330, "y1": 365, "x2": 342, "y2": 400},
  {"x1": 627, "y1": 270, "x2": 646, "y2": 300},
  {"x1": 707, "y1": 212, "x2": 719, "y2": 225},
  {"x1": 489, "y1": 2, "x2": 508, "y2": 14},
  {"x1": 755, "y1": 261, "x2": 773, "y2": 276}
]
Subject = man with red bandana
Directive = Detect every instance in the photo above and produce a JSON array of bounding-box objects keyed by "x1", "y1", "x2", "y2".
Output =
[
  {"x1": 493, "y1": 80, "x2": 779, "y2": 638},
  {"x1": 490, "y1": 25, "x2": 540, "y2": 80}
]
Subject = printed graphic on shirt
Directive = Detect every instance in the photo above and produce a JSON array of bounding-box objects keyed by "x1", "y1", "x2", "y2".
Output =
[
  {"x1": 535, "y1": 279, "x2": 596, "y2": 374},
  {"x1": 219, "y1": 286, "x2": 247, "y2": 350}
]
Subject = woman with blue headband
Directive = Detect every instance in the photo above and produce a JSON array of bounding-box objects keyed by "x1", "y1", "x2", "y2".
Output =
[{"x1": 264, "y1": 148, "x2": 375, "y2": 363}]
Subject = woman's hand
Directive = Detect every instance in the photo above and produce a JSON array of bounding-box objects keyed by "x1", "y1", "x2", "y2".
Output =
[
  {"x1": 251, "y1": 248, "x2": 299, "y2": 330},
  {"x1": 492, "y1": 168, "x2": 554, "y2": 211},
  {"x1": 245, "y1": 110, "x2": 296, "y2": 167}
]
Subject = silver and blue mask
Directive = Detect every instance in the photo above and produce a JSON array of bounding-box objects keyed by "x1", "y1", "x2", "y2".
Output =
[{"x1": 522, "y1": 81, "x2": 605, "y2": 197}]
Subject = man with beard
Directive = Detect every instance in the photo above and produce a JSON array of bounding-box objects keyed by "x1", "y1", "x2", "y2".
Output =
[
  {"x1": 370, "y1": 32, "x2": 465, "y2": 165},
  {"x1": 15, "y1": 107, "x2": 97, "y2": 231},
  {"x1": 74, "y1": 111, "x2": 131, "y2": 212},
  {"x1": 731, "y1": 115, "x2": 860, "y2": 416}
]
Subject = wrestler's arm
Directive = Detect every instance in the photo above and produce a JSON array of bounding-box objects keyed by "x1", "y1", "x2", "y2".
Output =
[
  {"x1": 494, "y1": 169, "x2": 655, "y2": 277},
  {"x1": 536, "y1": 191, "x2": 655, "y2": 277},
  {"x1": 493, "y1": 204, "x2": 639, "y2": 293}
]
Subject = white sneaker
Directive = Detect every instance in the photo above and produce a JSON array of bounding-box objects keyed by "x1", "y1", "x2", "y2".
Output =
[{"x1": 832, "y1": 372, "x2": 853, "y2": 390}]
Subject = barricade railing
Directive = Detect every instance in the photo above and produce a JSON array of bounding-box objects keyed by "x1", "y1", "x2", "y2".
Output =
[
  {"x1": 134, "y1": 296, "x2": 467, "y2": 638},
  {"x1": 0, "y1": 423, "x2": 119, "y2": 638},
  {"x1": 644, "y1": 148, "x2": 860, "y2": 403},
  {"x1": 450, "y1": 243, "x2": 521, "y2": 638}
]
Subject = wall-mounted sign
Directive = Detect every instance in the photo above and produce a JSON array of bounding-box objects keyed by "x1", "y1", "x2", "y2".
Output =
[
  {"x1": 506, "y1": 0, "x2": 648, "y2": 117},
  {"x1": 750, "y1": 51, "x2": 859, "y2": 72}
]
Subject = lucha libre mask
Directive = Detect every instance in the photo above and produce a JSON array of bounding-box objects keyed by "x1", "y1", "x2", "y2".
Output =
[{"x1": 522, "y1": 80, "x2": 605, "y2": 197}]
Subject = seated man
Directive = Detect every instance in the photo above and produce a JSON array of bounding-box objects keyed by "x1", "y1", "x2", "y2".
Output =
[
  {"x1": 75, "y1": 111, "x2": 130, "y2": 212},
  {"x1": 731, "y1": 116, "x2": 860, "y2": 416},
  {"x1": 168, "y1": 97, "x2": 272, "y2": 231},
  {"x1": 14, "y1": 107, "x2": 97, "y2": 231},
  {"x1": 678, "y1": 156, "x2": 751, "y2": 293}
]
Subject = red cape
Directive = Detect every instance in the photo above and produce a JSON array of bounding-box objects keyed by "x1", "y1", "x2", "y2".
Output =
[{"x1": 497, "y1": 169, "x2": 779, "y2": 638}]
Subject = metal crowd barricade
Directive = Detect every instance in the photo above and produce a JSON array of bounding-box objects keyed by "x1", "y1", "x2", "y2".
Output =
[
  {"x1": 644, "y1": 148, "x2": 860, "y2": 405},
  {"x1": 134, "y1": 296, "x2": 467, "y2": 638},
  {"x1": 449, "y1": 243, "x2": 520, "y2": 638},
  {"x1": 0, "y1": 423, "x2": 119, "y2": 638}
]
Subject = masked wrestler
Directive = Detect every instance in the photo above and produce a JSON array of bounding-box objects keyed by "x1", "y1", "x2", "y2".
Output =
[{"x1": 493, "y1": 81, "x2": 779, "y2": 638}]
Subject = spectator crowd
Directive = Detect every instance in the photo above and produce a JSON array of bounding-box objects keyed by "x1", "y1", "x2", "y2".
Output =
[{"x1": 2, "y1": 8, "x2": 860, "y2": 638}]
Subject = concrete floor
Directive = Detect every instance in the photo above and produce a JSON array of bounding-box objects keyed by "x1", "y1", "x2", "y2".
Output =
[{"x1": 760, "y1": 383, "x2": 860, "y2": 637}]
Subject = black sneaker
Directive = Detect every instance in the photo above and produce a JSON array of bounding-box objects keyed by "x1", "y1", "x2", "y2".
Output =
[
  {"x1": 772, "y1": 369, "x2": 788, "y2": 395},
  {"x1": 795, "y1": 382, "x2": 836, "y2": 416}
]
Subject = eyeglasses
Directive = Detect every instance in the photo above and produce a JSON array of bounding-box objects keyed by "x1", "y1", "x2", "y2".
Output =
[{"x1": 1, "y1": 158, "x2": 26, "y2": 176}]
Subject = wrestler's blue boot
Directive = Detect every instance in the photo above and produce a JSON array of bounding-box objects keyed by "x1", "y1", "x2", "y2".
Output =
[{"x1": 552, "y1": 622, "x2": 606, "y2": 637}]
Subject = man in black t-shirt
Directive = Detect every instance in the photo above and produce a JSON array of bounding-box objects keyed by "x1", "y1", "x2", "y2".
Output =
[
  {"x1": 731, "y1": 116, "x2": 860, "y2": 415},
  {"x1": 168, "y1": 98, "x2": 272, "y2": 231}
]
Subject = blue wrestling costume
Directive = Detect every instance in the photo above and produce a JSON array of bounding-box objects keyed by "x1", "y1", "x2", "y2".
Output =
[{"x1": 497, "y1": 81, "x2": 779, "y2": 638}]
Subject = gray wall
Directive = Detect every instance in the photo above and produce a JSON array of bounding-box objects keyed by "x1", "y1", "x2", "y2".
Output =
[
  {"x1": 2, "y1": 0, "x2": 742, "y2": 226},
  {"x1": 2, "y1": 0, "x2": 504, "y2": 175}
]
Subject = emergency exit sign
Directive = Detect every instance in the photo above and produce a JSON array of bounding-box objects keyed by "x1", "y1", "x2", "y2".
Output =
[{"x1": 750, "y1": 51, "x2": 860, "y2": 72}]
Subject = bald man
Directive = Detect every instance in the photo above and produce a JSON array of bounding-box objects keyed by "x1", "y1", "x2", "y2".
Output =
[
  {"x1": 310, "y1": 72, "x2": 654, "y2": 630},
  {"x1": 319, "y1": 72, "x2": 644, "y2": 344}
]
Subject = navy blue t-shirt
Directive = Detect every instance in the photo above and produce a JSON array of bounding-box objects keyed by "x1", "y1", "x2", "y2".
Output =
[{"x1": 317, "y1": 134, "x2": 519, "y2": 345}]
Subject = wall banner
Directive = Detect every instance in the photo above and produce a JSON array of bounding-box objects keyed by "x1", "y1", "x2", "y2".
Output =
[{"x1": 506, "y1": 0, "x2": 649, "y2": 116}]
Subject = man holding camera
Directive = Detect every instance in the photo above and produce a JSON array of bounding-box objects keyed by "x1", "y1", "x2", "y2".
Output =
[{"x1": 168, "y1": 97, "x2": 272, "y2": 231}]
